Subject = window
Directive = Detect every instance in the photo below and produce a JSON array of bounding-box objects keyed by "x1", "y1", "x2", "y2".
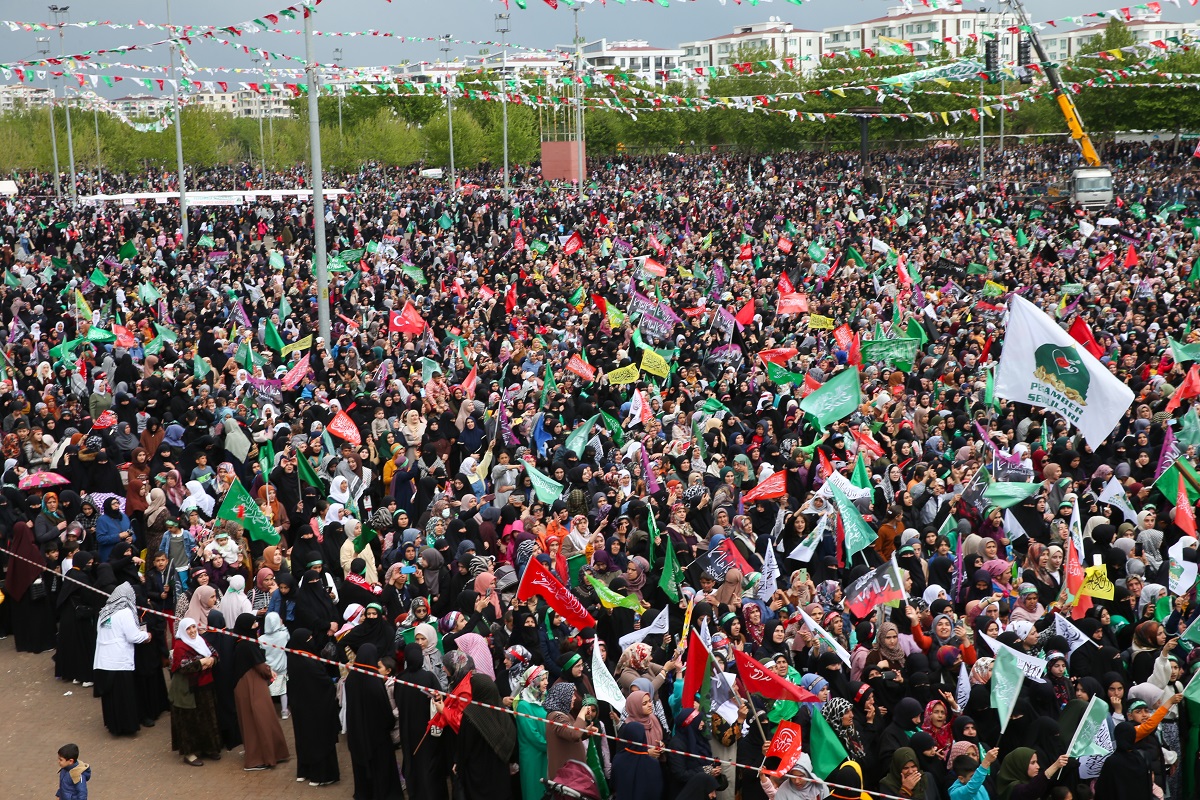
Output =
[
  {"x1": 806, "y1": 38, "x2": 813, "y2": 46},
  {"x1": 963, "y1": 21, "x2": 972, "y2": 30}
]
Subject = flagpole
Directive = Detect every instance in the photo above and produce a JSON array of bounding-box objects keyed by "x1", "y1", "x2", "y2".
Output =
[{"x1": 735, "y1": 674, "x2": 770, "y2": 744}]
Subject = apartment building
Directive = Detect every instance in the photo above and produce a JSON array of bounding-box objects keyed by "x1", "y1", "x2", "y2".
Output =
[
  {"x1": 193, "y1": 90, "x2": 293, "y2": 118},
  {"x1": 554, "y1": 38, "x2": 683, "y2": 85},
  {"x1": 679, "y1": 18, "x2": 823, "y2": 74},
  {"x1": 0, "y1": 84, "x2": 53, "y2": 113}
]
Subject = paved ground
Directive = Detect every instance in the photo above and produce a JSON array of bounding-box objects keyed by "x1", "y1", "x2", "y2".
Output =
[{"x1": 0, "y1": 638, "x2": 357, "y2": 799}]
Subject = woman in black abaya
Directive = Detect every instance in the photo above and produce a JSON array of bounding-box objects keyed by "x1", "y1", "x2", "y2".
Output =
[
  {"x1": 345, "y1": 643, "x2": 402, "y2": 799},
  {"x1": 456, "y1": 673, "x2": 517, "y2": 800},
  {"x1": 294, "y1": 569, "x2": 338, "y2": 652},
  {"x1": 394, "y1": 643, "x2": 447, "y2": 800},
  {"x1": 55, "y1": 551, "x2": 100, "y2": 683},
  {"x1": 287, "y1": 628, "x2": 342, "y2": 787},
  {"x1": 6, "y1": 521, "x2": 56, "y2": 653},
  {"x1": 203, "y1": 609, "x2": 242, "y2": 751}
]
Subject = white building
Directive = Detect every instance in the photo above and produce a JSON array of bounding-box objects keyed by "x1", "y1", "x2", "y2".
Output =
[
  {"x1": 679, "y1": 18, "x2": 823, "y2": 75},
  {"x1": 110, "y1": 95, "x2": 171, "y2": 117},
  {"x1": 0, "y1": 85, "x2": 53, "y2": 113},
  {"x1": 555, "y1": 38, "x2": 683, "y2": 86},
  {"x1": 193, "y1": 90, "x2": 293, "y2": 118},
  {"x1": 1042, "y1": 15, "x2": 1195, "y2": 61}
]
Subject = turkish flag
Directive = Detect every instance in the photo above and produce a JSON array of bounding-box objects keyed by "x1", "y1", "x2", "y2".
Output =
[
  {"x1": 427, "y1": 671, "x2": 472, "y2": 733},
  {"x1": 389, "y1": 301, "x2": 425, "y2": 334},
  {"x1": 590, "y1": 294, "x2": 608, "y2": 316},
  {"x1": 1068, "y1": 316, "x2": 1104, "y2": 359},
  {"x1": 762, "y1": 722, "x2": 806, "y2": 778},
  {"x1": 818, "y1": 449, "x2": 835, "y2": 480},
  {"x1": 735, "y1": 300, "x2": 756, "y2": 327},
  {"x1": 460, "y1": 366, "x2": 478, "y2": 399},
  {"x1": 516, "y1": 556, "x2": 594, "y2": 630},
  {"x1": 643, "y1": 257, "x2": 667, "y2": 277},
  {"x1": 850, "y1": 428, "x2": 885, "y2": 459},
  {"x1": 563, "y1": 231, "x2": 584, "y2": 255},
  {"x1": 1097, "y1": 252, "x2": 1116, "y2": 270},
  {"x1": 1168, "y1": 364, "x2": 1200, "y2": 413},
  {"x1": 93, "y1": 409, "x2": 118, "y2": 430},
  {"x1": 1124, "y1": 244, "x2": 1139, "y2": 268},
  {"x1": 742, "y1": 469, "x2": 788, "y2": 502},
  {"x1": 734, "y1": 650, "x2": 819, "y2": 703},
  {"x1": 779, "y1": 271, "x2": 795, "y2": 295},
  {"x1": 327, "y1": 409, "x2": 362, "y2": 447},
  {"x1": 681, "y1": 628, "x2": 710, "y2": 710},
  {"x1": 848, "y1": 332, "x2": 861, "y2": 366}
]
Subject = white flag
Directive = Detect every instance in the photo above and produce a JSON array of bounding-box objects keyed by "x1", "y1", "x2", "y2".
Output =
[
  {"x1": 955, "y1": 662, "x2": 971, "y2": 711},
  {"x1": 1053, "y1": 613, "x2": 1096, "y2": 655},
  {"x1": 797, "y1": 607, "x2": 852, "y2": 667},
  {"x1": 995, "y1": 295, "x2": 1134, "y2": 448},
  {"x1": 981, "y1": 631, "x2": 1047, "y2": 683},
  {"x1": 618, "y1": 608, "x2": 669, "y2": 651},
  {"x1": 757, "y1": 545, "x2": 780, "y2": 602},
  {"x1": 1003, "y1": 509, "x2": 1029, "y2": 541},
  {"x1": 591, "y1": 641, "x2": 626, "y2": 714},
  {"x1": 1099, "y1": 477, "x2": 1137, "y2": 523},
  {"x1": 788, "y1": 513, "x2": 828, "y2": 563}
]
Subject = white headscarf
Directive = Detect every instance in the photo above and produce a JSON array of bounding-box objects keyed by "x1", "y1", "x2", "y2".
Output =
[
  {"x1": 180, "y1": 480, "x2": 215, "y2": 515},
  {"x1": 330, "y1": 476, "x2": 352, "y2": 505},
  {"x1": 175, "y1": 617, "x2": 212, "y2": 657},
  {"x1": 221, "y1": 574, "x2": 253, "y2": 621},
  {"x1": 324, "y1": 502, "x2": 345, "y2": 527}
]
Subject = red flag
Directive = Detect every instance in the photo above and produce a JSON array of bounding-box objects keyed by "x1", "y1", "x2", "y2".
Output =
[
  {"x1": 850, "y1": 428, "x2": 884, "y2": 459},
  {"x1": 513, "y1": 229, "x2": 526, "y2": 251},
  {"x1": 566, "y1": 354, "x2": 596, "y2": 381},
  {"x1": 833, "y1": 324, "x2": 854, "y2": 350},
  {"x1": 1068, "y1": 317, "x2": 1104, "y2": 359},
  {"x1": 762, "y1": 721, "x2": 806, "y2": 778},
  {"x1": 111, "y1": 325, "x2": 137, "y2": 348},
  {"x1": 742, "y1": 470, "x2": 788, "y2": 502},
  {"x1": 777, "y1": 236, "x2": 793, "y2": 254},
  {"x1": 758, "y1": 347, "x2": 798, "y2": 366},
  {"x1": 980, "y1": 334, "x2": 994, "y2": 363},
  {"x1": 739, "y1": 243, "x2": 753, "y2": 261},
  {"x1": 281, "y1": 354, "x2": 310, "y2": 391},
  {"x1": 735, "y1": 300, "x2": 755, "y2": 327},
  {"x1": 643, "y1": 257, "x2": 667, "y2": 277},
  {"x1": 516, "y1": 556, "x2": 595, "y2": 630},
  {"x1": 427, "y1": 671, "x2": 472, "y2": 733},
  {"x1": 1177, "y1": 471, "x2": 1197, "y2": 537},
  {"x1": 896, "y1": 254, "x2": 912, "y2": 286},
  {"x1": 847, "y1": 332, "x2": 861, "y2": 366},
  {"x1": 681, "y1": 628, "x2": 711, "y2": 709},
  {"x1": 562, "y1": 231, "x2": 584, "y2": 255},
  {"x1": 1167, "y1": 364, "x2": 1200, "y2": 413},
  {"x1": 1097, "y1": 252, "x2": 1116, "y2": 271},
  {"x1": 590, "y1": 293, "x2": 608, "y2": 316},
  {"x1": 733, "y1": 650, "x2": 819, "y2": 703},
  {"x1": 778, "y1": 271, "x2": 795, "y2": 295},
  {"x1": 777, "y1": 293, "x2": 809, "y2": 315},
  {"x1": 390, "y1": 301, "x2": 425, "y2": 334},
  {"x1": 460, "y1": 366, "x2": 478, "y2": 399},
  {"x1": 93, "y1": 409, "x2": 118, "y2": 430},
  {"x1": 818, "y1": 449, "x2": 835, "y2": 480},
  {"x1": 327, "y1": 409, "x2": 362, "y2": 446},
  {"x1": 800, "y1": 373, "x2": 821, "y2": 398},
  {"x1": 1124, "y1": 244, "x2": 1139, "y2": 268},
  {"x1": 505, "y1": 284, "x2": 517, "y2": 314}
]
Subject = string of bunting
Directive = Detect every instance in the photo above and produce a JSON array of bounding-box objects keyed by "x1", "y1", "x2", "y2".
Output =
[{"x1": 0, "y1": 542, "x2": 913, "y2": 800}]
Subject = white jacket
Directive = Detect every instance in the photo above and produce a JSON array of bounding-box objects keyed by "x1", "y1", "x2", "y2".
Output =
[{"x1": 93, "y1": 608, "x2": 150, "y2": 671}]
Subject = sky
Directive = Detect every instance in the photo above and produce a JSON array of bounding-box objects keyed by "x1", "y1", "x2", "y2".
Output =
[{"x1": 3, "y1": 0, "x2": 1198, "y2": 93}]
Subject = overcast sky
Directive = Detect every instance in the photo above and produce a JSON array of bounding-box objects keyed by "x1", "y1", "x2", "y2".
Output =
[{"x1": 5, "y1": 0, "x2": 1198, "y2": 85}]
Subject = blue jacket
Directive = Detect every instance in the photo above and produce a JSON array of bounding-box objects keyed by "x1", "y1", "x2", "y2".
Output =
[
  {"x1": 57, "y1": 762, "x2": 90, "y2": 800},
  {"x1": 94, "y1": 515, "x2": 129, "y2": 562},
  {"x1": 948, "y1": 765, "x2": 989, "y2": 800},
  {"x1": 157, "y1": 530, "x2": 199, "y2": 560}
]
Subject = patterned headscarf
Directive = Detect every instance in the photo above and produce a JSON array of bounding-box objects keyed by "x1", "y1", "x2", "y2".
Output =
[
  {"x1": 543, "y1": 681, "x2": 577, "y2": 716},
  {"x1": 506, "y1": 645, "x2": 532, "y2": 688},
  {"x1": 443, "y1": 649, "x2": 474, "y2": 687},
  {"x1": 822, "y1": 697, "x2": 866, "y2": 761},
  {"x1": 518, "y1": 665, "x2": 547, "y2": 705}
]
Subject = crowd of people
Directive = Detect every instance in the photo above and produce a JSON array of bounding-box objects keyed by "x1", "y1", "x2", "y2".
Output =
[{"x1": 0, "y1": 139, "x2": 1198, "y2": 800}]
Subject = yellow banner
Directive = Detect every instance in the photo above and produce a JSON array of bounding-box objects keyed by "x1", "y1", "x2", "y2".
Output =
[
  {"x1": 1079, "y1": 565, "x2": 1114, "y2": 600},
  {"x1": 281, "y1": 335, "x2": 313, "y2": 356},
  {"x1": 640, "y1": 349, "x2": 670, "y2": 379},
  {"x1": 809, "y1": 314, "x2": 835, "y2": 330},
  {"x1": 605, "y1": 364, "x2": 640, "y2": 385},
  {"x1": 985, "y1": 280, "x2": 1008, "y2": 295}
]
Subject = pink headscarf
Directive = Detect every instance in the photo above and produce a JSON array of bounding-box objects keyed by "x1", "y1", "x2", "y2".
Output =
[
  {"x1": 454, "y1": 632, "x2": 495, "y2": 680},
  {"x1": 474, "y1": 572, "x2": 501, "y2": 617}
]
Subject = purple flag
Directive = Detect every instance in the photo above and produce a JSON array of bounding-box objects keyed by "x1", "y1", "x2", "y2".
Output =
[
  {"x1": 1155, "y1": 425, "x2": 1178, "y2": 481},
  {"x1": 641, "y1": 440, "x2": 660, "y2": 495},
  {"x1": 499, "y1": 401, "x2": 519, "y2": 448}
]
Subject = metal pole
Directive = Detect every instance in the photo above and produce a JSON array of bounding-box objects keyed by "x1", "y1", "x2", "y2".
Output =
[
  {"x1": 51, "y1": 6, "x2": 76, "y2": 208},
  {"x1": 999, "y1": 76, "x2": 1005, "y2": 154},
  {"x1": 573, "y1": 7, "x2": 584, "y2": 196},
  {"x1": 333, "y1": 48, "x2": 343, "y2": 146},
  {"x1": 39, "y1": 37, "x2": 60, "y2": 200},
  {"x1": 93, "y1": 106, "x2": 101, "y2": 176},
  {"x1": 253, "y1": 58, "x2": 266, "y2": 182},
  {"x1": 166, "y1": 0, "x2": 188, "y2": 245},
  {"x1": 442, "y1": 36, "x2": 455, "y2": 190},
  {"x1": 978, "y1": 78, "x2": 985, "y2": 180},
  {"x1": 304, "y1": 7, "x2": 331, "y2": 345},
  {"x1": 496, "y1": 14, "x2": 510, "y2": 196}
]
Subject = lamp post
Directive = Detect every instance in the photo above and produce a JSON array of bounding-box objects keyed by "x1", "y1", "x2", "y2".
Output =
[
  {"x1": 304, "y1": 6, "x2": 331, "y2": 344},
  {"x1": 252, "y1": 57, "x2": 267, "y2": 182},
  {"x1": 333, "y1": 47, "x2": 343, "y2": 146},
  {"x1": 38, "y1": 36, "x2": 59, "y2": 200},
  {"x1": 572, "y1": 6, "x2": 585, "y2": 197},
  {"x1": 495, "y1": 14, "x2": 510, "y2": 196},
  {"x1": 164, "y1": 0, "x2": 188, "y2": 244},
  {"x1": 441, "y1": 35, "x2": 456, "y2": 190},
  {"x1": 49, "y1": 5, "x2": 76, "y2": 207}
]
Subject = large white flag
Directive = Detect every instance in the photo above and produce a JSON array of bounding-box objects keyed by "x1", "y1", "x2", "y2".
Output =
[{"x1": 995, "y1": 295, "x2": 1133, "y2": 448}]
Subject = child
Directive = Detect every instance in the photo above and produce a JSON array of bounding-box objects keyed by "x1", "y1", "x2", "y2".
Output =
[
  {"x1": 260, "y1": 611, "x2": 290, "y2": 719},
  {"x1": 56, "y1": 744, "x2": 90, "y2": 800},
  {"x1": 948, "y1": 747, "x2": 997, "y2": 800}
]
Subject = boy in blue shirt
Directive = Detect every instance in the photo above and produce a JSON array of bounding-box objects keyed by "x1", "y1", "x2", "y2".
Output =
[
  {"x1": 948, "y1": 746, "x2": 998, "y2": 800},
  {"x1": 56, "y1": 743, "x2": 90, "y2": 800}
]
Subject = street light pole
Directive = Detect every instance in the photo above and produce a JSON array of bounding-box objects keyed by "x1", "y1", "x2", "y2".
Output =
[
  {"x1": 333, "y1": 47, "x2": 343, "y2": 147},
  {"x1": 441, "y1": 36, "x2": 456, "y2": 190},
  {"x1": 304, "y1": 6, "x2": 331, "y2": 344},
  {"x1": 165, "y1": 0, "x2": 188, "y2": 245},
  {"x1": 93, "y1": 106, "x2": 101, "y2": 176},
  {"x1": 495, "y1": 14, "x2": 510, "y2": 196},
  {"x1": 252, "y1": 57, "x2": 267, "y2": 182},
  {"x1": 38, "y1": 37, "x2": 60, "y2": 200},
  {"x1": 50, "y1": 5, "x2": 76, "y2": 207},
  {"x1": 573, "y1": 6, "x2": 585, "y2": 197}
]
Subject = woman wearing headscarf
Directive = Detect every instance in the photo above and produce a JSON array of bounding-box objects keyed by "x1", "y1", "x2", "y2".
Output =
[
  {"x1": 395, "y1": 643, "x2": 447, "y2": 800},
  {"x1": 514, "y1": 665, "x2": 550, "y2": 800},
  {"x1": 55, "y1": 551, "x2": 100, "y2": 683},
  {"x1": 286, "y1": 628, "x2": 341, "y2": 786},
  {"x1": 33, "y1": 492, "x2": 67, "y2": 545},
  {"x1": 230, "y1": 613, "x2": 290, "y2": 770},
  {"x1": 456, "y1": 673, "x2": 517, "y2": 800},
  {"x1": 7, "y1": 520, "x2": 56, "y2": 653},
  {"x1": 1094, "y1": 722, "x2": 1153, "y2": 800},
  {"x1": 544, "y1": 681, "x2": 590, "y2": 779},
  {"x1": 293, "y1": 569, "x2": 338, "y2": 651},
  {"x1": 345, "y1": 643, "x2": 402, "y2": 799},
  {"x1": 221, "y1": 574, "x2": 253, "y2": 623},
  {"x1": 626, "y1": 689, "x2": 666, "y2": 751},
  {"x1": 666, "y1": 708, "x2": 724, "y2": 798},
  {"x1": 143, "y1": 487, "x2": 170, "y2": 554},
  {"x1": 822, "y1": 698, "x2": 867, "y2": 763},
  {"x1": 879, "y1": 747, "x2": 933, "y2": 800},
  {"x1": 94, "y1": 497, "x2": 132, "y2": 562},
  {"x1": 184, "y1": 584, "x2": 219, "y2": 634},
  {"x1": 204, "y1": 609, "x2": 243, "y2": 752},
  {"x1": 996, "y1": 746, "x2": 1069, "y2": 800},
  {"x1": 92, "y1": 582, "x2": 151, "y2": 736},
  {"x1": 612, "y1": 722, "x2": 665, "y2": 800},
  {"x1": 413, "y1": 621, "x2": 447, "y2": 690},
  {"x1": 169, "y1": 617, "x2": 222, "y2": 766}
]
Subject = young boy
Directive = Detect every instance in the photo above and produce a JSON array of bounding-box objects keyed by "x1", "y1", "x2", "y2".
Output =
[
  {"x1": 948, "y1": 747, "x2": 997, "y2": 800},
  {"x1": 56, "y1": 743, "x2": 90, "y2": 800}
]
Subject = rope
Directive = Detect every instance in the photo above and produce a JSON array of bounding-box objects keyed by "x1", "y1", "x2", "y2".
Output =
[{"x1": 1, "y1": 543, "x2": 909, "y2": 800}]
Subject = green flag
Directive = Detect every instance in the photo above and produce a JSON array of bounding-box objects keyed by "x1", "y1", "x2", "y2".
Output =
[
  {"x1": 799, "y1": 367, "x2": 862, "y2": 429},
  {"x1": 967, "y1": 262, "x2": 988, "y2": 276},
  {"x1": 3, "y1": 272, "x2": 20, "y2": 288},
  {"x1": 846, "y1": 246, "x2": 867, "y2": 268},
  {"x1": 296, "y1": 453, "x2": 324, "y2": 490},
  {"x1": 197, "y1": 234, "x2": 216, "y2": 248},
  {"x1": 153, "y1": 323, "x2": 177, "y2": 343},
  {"x1": 905, "y1": 319, "x2": 929, "y2": 347},
  {"x1": 1169, "y1": 337, "x2": 1200, "y2": 364},
  {"x1": 1154, "y1": 457, "x2": 1200, "y2": 506},
  {"x1": 269, "y1": 250, "x2": 285, "y2": 270},
  {"x1": 264, "y1": 320, "x2": 286, "y2": 353},
  {"x1": 138, "y1": 283, "x2": 162, "y2": 304},
  {"x1": 860, "y1": 338, "x2": 920, "y2": 372},
  {"x1": 658, "y1": 538, "x2": 686, "y2": 602},
  {"x1": 807, "y1": 242, "x2": 827, "y2": 262},
  {"x1": 701, "y1": 396, "x2": 732, "y2": 416},
  {"x1": 235, "y1": 341, "x2": 267, "y2": 369},
  {"x1": 599, "y1": 410, "x2": 626, "y2": 448},
  {"x1": 810, "y1": 704, "x2": 851, "y2": 779},
  {"x1": 983, "y1": 480, "x2": 1041, "y2": 509},
  {"x1": 540, "y1": 363, "x2": 558, "y2": 409},
  {"x1": 258, "y1": 440, "x2": 276, "y2": 478},
  {"x1": 991, "y1": 645, "x2": 1025, "y2": 734},
  {"x1": 850, "y1": 451, "x2": 871, "y2": 490},
  {"x1": 766, "y1": 361, "x2": 805, "y2": 386},
  {"x1": 438, "y1": 213, "x2": 453, "y2": 230},
  {"x1": 216, "y1": 478, "x2": 280, "y2": 544},
  {"x1": 143, "y1": 335, "x2": 165, "y2": 355},
  {"x1": 353, "y1": 524, "x2": 379, "y2": 555},
  {"x1": 565, "y1": 414, "x2": 599, "y2": 458},
  {"x1": 89, "y1": 267, "x2": 109, "y2": 287},
  {"x1": 118, "y1": 241, "x2": 138, "y2": 261},
  {"x1": 1016, "y1": 229, "x2": 1029, "y2": 248},
  {"x1": 525, "y1": 460, "x2": 565, "y2": 504},
  {"x1": 279, "y1": 295, "x2": 293, "y2": 321},
  {"x1": 587, "y1": 574, "x2": 644, "y2": 611},
  {"x1": 829, "y1": 481, "x2": 876, "y2": 558},
  {"x1": 193, "y1": 356, "x2": 211, "y2": 380},
  {"x1": 1065, "y1": 695, "x2": 1112, "y2": 758}
]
